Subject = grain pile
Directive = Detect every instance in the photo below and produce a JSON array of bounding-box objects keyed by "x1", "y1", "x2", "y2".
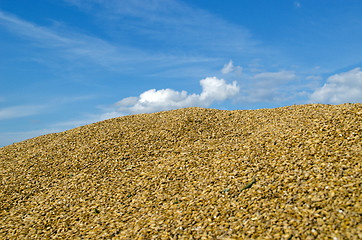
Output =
[{"x1": 0, "y1": 104, "x2": 361, "y2": 239}]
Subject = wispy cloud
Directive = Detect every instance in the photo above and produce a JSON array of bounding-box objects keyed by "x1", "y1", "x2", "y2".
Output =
[
  {"x1": 0, "y1": 128, "x2": 59, "y2": 147},
  {"x1": 252, "y1": 70, "x2": 296, "y2": 86},
  {"x1": 0, "y1": 8, "x2": 217, "y2": 75},
  {"x1": 51, "y1": 111, "x2": 121, "y2": 129},
  {"x1": 221, "y1": 60, "x2": 243, "y2": 76},
  {"x1": 306, "y1": 75, "x2": 322, "y2": 81},
  {"x1": 0, "y1": 109, "x2": 122, "y2": 147},
  {"x1": 310, "y1": 68, "x2": 362, "y2": 104},
  {"x1": 0, "y1": 11, "x2": 70, "y2": 45},
  {"x1": 63, "y1": 0, "x2": 258, "y2": 56},
  {"x1": 0, "y1": 105, "x2": 47, "y2": 120},
  {"x1": 0, "y1": 10, "x2": 110, "y2": 66},
  {"x1": 238, "y1": 70, "x2": 297, "y2": 103},
  {"x1": 0, "y1": 10, "x2": 147, "y2": 69}
]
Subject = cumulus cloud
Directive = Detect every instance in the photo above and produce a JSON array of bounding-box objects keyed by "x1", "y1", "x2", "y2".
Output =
[
  {"x1": 116, "y1": 77, "x2": 239, "y2": 114},
  {"x1": 310, "y1": 68, "x2": 362, "y2": 104},
  {"x1": 221, "y1": 60, "x2": 242, "y2": 76}
]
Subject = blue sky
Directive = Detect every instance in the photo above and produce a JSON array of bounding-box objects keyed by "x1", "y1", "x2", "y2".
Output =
[{"x1": 1, "y1": 0, "x2": 361, "y2": 147}]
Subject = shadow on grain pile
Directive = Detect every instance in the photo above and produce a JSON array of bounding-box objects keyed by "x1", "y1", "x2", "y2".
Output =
[{"x1": 0, "y1": 104, "x2": 361, "y2": 239}]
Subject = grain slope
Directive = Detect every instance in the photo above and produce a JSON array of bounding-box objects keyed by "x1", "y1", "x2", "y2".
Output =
[{"x1": 0, "y1": 104, "x2": 361, "y2": 239}]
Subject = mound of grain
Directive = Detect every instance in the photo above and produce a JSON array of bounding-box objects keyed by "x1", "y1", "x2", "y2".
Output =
[{"x1": 0, "y1": 104, "x2": 361, "y2": 239}]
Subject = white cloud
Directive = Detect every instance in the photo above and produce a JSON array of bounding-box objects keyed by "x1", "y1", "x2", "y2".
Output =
[
  {"x1": 221, "y1": 60, "x2": 242, "y2": 76},
  {"x1": 310, "y1": 68, "x2": 362, "y2": 104},
  {"x1": 0, "y1": 105, "x2": 46, "y2": 120},
  {"x1": 116, "y1": 96, "x2": 139, "y2": 107},
  {"x1": 116, "y1": 77, "x2": 239, "y2": 114},
  {"x1": 51, "y1": 77, "x2": 240, "y2": 130}
]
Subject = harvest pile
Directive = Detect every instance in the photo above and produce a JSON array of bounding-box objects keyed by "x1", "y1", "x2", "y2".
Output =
[{"x1": 0, "y1": 104, "x2": 361, "y2": 239}]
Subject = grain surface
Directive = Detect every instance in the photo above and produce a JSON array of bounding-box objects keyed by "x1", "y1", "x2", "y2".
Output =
[{"x1": 0, "y1": 104, "x2": 361, "y2": 239}]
